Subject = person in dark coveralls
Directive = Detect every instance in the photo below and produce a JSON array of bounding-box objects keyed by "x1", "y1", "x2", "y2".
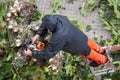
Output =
[{"x1": 24, "y1": 14, "x2": 107, "y2": 67}]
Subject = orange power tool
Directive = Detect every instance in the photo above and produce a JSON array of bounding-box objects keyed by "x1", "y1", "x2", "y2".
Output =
[{"x1": 28, "y1": 41, "x2": 45, "y2": 51}]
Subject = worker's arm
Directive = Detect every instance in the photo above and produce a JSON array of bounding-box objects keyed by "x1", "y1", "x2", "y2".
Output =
[
  {"x1": 36, "y1": 23, "x2": 48, "y2": 37},
  {"x1": 32, "y1": 24, "x2": 48, "y2": 44},
  {"x1": 32, "y1": 34, "x2": 66, "y2": 61},
  {"x1": 32, "y1": 21, "x2": 48, "y2": 44}
]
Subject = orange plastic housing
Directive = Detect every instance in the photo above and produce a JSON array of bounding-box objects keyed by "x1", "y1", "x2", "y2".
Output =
[{"x1": 36, "y1": 42, "x2": 45, "y2": 50}]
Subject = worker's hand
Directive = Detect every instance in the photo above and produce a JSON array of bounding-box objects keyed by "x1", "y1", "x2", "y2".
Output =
[
  {"x1": 32, "y1": 34, "x2": 40, "y2": 44},
  {"x1": 24, "y1": 48, "x2": 32, "y2": 56}
]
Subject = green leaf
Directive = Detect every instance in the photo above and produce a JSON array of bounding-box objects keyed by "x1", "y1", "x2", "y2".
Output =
[
  {"x1": 64, "y1": 64, "x2": 72, "y2": 75},
  {"x1": 7, "y1": 54, "x2": 13, "y2": 61},
  {"x1": 15, "y1": 59, "x2": 24, "y2": 68},
  {"x1": 46, "y1": 10, "x2": 53, "y2": 15},
  {"x1": 67, "y1": 0, "x2": 77, "y2": 3},
  {"x1": 88, "y1": 0, "x2": 94, "y2": 5},
  {"x1": 113, "y1": 61, "x2": 120, "y2": 65},
  {"x1": 0, "y1": 27, "x2": 8, "y2": 41},
  {"x1": 92, "y1": 37, "x2": 98, "y2": 41},
  {"x1": 104, "y1": 26, "x2": 111, "y2": 30},
  {"x1": 112, "y1": 30, "x2": 119, "y2": 35},
  {"x1": 81, "y1": 5, "x2": 88, "y2": 16},
  {"x1": 0, "y1": 76, "x2": 4, "y2": 80},
  {"x1": 73, "y1": 75, "x2": 77, "y2": 80},
  {"x1": 69, "y1": 18, "x2": 77, "y2": 25},
  {"x1": 0, "y1": 39, "x2": 7, "y2": 46},
  {"x1": 0, "y1": 2, "x2": 7, "y2": 22},
  {"x1": 50, "y1": 0, "x2": 61, "y2": 14},
  {"x1": 81, "y1": 0, "x2": 96, "y2": 16},
  {"x1": 13, "y1": 73, "x2": 17, "y2": 80},
  {"x1": 77, "y1": 20, "x2": 83, "y2": 30},
  {"x1": 86, "y1": 25, "x2": 92, "y2": 32}
]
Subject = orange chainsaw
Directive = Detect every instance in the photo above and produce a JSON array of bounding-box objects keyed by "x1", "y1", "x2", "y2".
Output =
[
  {"x1": 28, "y1": 41, "x2": 45, "y2": 51},
  {"x1": 20, "y1": 38, "x2": 45, "y2": 51}
]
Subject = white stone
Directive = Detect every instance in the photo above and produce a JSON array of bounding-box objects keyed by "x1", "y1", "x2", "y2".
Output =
[
  {"x1": 13, "y1": 28, "x2": 18, "y2": 32},
  {"x1": 6, "y1": 18, "x2": 10, "y2": 21},
  {"x1": 7, "y1": 13, "x2": 12, "y2": 17},
  {"x1": 11, "y1": 9, "x2": 16, "y2": 13},
  {"x1": 10, "y1": 6, "x2": 14, "y2": 11},
  {"x1": 16, "y1": 39, "x2": 21, "y2": 43},
  {"x1": 16, "y1": 39, "x2": 22, "y2": 47},
  {"x1": 8, "y1": 25, "x2": 13, "y2": 29},
  {"x1": 52, "y1": 65, "x2": 57, "y2": 70},
  {"x1": 17, "y1": 7, "x2": 21, "y2": 11},
  {"x1": 19, "y1": 28, "x2": 23, "y2": 32},
  {"x1": 49, "y1": 58, "x2": 54, "y2": 62}
]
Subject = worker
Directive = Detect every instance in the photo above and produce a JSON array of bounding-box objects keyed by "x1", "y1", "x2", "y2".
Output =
[{"x1": 24, "y1": 14, "x2": 107, "y2": 67}]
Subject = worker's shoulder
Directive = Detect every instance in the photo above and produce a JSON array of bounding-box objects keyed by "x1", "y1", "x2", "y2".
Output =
[{"x1": 43, "y1": 14, "x2": 67, "y2": 19}]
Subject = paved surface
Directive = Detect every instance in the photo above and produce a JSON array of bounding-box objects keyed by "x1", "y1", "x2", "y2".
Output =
[{"x1": 35, "y1": 0, "x2": 111, "y2": 42}]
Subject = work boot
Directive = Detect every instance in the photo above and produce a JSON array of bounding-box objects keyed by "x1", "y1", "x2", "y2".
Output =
[
  {"x1": 89, "y1": 55, "x2": 108, "y2": 67},
  {"x1": 99, "y1": 49, "x2": 106, "y2": 54},
  {"x1": 86, "y1": 49, "x2": 108, "y2": 67},
  {"x1": 89, "y1": 60, "x2": 101, "y2": 67}
]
